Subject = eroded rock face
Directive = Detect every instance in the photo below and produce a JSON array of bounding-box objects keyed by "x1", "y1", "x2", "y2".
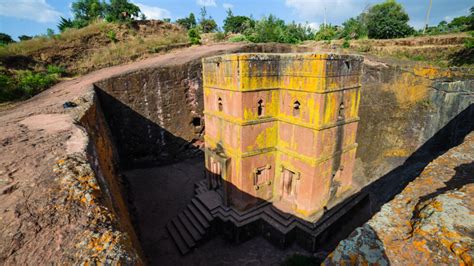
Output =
[{"x1": 324, "y1": 132, "x2": 474, "y2": 265}]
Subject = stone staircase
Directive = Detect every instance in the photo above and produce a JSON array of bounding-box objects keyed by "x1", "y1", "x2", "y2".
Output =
[
  {"x1": 167, "y1": 179, "x2": 369, "y2": 254},
  {"x1": 165, "y1": 180, "x2": 214, "y2": 255}
]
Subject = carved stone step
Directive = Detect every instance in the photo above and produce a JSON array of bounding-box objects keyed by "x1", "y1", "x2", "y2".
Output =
[
  {"x1": 183, "y1": 209, "x2": 206, "y2": 235},
  {"x1": 166, "y1": 222, "x2": 190, "y2": 255},
  {"x1": 172, "y1": 217, "x2": 195, "y2": 248},
  {"x1": 178, "y1": 212, "x2": 202, "y2": 242},
  {"x1": 188, "y1": 205, "x2": 210, "y2": 228},
  {"x1": 192, "y1": 198, "x2": 213, "y2": 221}
]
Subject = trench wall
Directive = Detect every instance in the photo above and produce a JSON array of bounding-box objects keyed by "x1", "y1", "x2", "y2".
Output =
[
  {"x1": 79, "y1": 94, "x2": 144, "y2": 262},
  {"x1": 94, "y1": 44, "x2": 311, "y2": 168}
]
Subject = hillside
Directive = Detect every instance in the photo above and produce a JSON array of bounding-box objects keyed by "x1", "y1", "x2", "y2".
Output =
[
  {"x1": 0, "y1": 20, "x2": 188, "y2": 75},
  {"x1": 304, "y1": 32, "x2": 473, "y2": 67}
]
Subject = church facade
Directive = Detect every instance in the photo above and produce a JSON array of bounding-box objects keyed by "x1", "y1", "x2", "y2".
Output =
[{"x1": 202, "y1": 53, "x2": 362, "y2": 219}]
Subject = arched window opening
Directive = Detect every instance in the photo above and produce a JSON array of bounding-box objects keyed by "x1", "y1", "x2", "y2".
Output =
[
  {"x1": 218, "y1": 97, "x2": 223, "y2": 112},
  {"x1": 293, "y1": 100, "x2": 301, "y2": 116},
  {"x1": 257, "y1": 99, "x2": 264, "y2": 117},
  {"x1": 344, "y1": 60, "x2": 351, "y2": 70},
  {"x1": 338, "y1": 102, "x2": 345, "y2": 120}
]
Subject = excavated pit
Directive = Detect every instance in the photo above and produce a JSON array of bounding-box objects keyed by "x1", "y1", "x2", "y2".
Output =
[{"x1": 81, "y1": 47, "x2": 473, "y2": 265}]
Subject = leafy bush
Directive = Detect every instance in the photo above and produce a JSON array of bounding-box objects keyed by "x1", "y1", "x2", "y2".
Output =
[
  {"x1": 365, "y1": 0, "x2": 414, "y2": 39},
  {"x1": 47, "y1": 65, "x2": 66, "y2": 76},
  {"x1": 199, "y1": 7, "x2": 218, "y2": 33},
  {"x1": 0, "y1": 33, "x2": 14, "y2": 45},
  {"x1": 228, "y1": 34, "x2": 247, "y2": 42},
  {"x1": 176, "y1": 13, "x2": 197, "y2": 30},
  {"x1": 341, "y1": 16, "x2": 368, "y2": 39},
  {"x1": 315, "y1": 24, "x2": 339, "y2": 41},
  {"x1": 223, "y1": 9, "x2": 254, "y2": 34},
  {"x1": 71, "y1": 0, "x2": 106, "y2": 27},
  {"x1": 107, "y1": 30, "x2": 117, "y2": 42},
  {"x1": 282, "y1": 22, "x2": 315, "y2": 43},
  {"x1": 188, "y1": 28, "x2": 201, "y2": 45},
  {"x1": 342, "y1": 39, "x2": 350, "y2": 48},
  {"x1": 0, "y1": 70, "x2": 60, "y2": 102},
  {"x1": 17, "y1": 71, "x2": 58, "y2": 97},
  {"x1": 244, "y1": 15, "x2": 286, "y2": 43},
  {"x1": 213, "y1": 32, "x2": 226, "y2": 42},
  {"x1": 18, "y1": 35, "x2": 32, "y2": 41},
  {"x1": 105, "y1": 0, "x2": 141, "y2": 22}
]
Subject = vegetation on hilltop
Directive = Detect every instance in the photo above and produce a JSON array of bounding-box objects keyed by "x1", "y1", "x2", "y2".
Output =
[{"x1": 0, "y1": 0, "x2": 473, "y2": 103}]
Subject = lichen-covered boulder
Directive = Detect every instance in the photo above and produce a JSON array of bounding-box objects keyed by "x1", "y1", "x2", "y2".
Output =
[{"x1": 324, "y1": 132, "x2": 474, "y2": 265}]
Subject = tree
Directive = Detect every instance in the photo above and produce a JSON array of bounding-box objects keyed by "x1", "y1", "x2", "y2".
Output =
[
  {"x1": 57, "y1": 17, "x2": 76, "y2": 32},
  {"x1": 71, "y1": 0, "x2": 106, "y2": 26},
  {"x1": 18, "y1": 35, "x2": 32, "y2": 41},
  {"x1": 244, "y1": 15, "x2": 286, "y2": 43},
  {"x1": 0, "y1": 33, "x2": 14, "y2": 45},
  {"x1": 188, "y1": 28, "x2": 201, "y2": 45},
  {"x1": 314, "y1": 24, "x2": 339, "y2": 41},
  {"x1": 366, "y1": 0, "x2": 414, "y2": 39},
  {"x1": 199, "y1": 7, "x2": 217, "y2": 33},
  {"x1": 341, "y1": 15, "x2": 368, "y2": 39},
  {"x1": 105, "y1": 0, "x2": 141, "y2": 22},
  {"x1": 282, "y1": 22, "x2": 314, "y2": 43},
  {"x1": 223, "y1": 9, "x2": 254, "y2": 33},
  {"x1": 176, "y1": 13, "x2": 197, "y2": 30}
]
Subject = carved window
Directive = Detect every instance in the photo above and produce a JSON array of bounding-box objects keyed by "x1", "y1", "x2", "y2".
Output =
[
  {"x1": 344, "y1": 60, "x2": 351, "y2": 70},
  {"x1": 257, "y1": 99, "x2": 264, "y2": 117},
  {"x1": 254, "y1": 165, "x2": 271, "y2": 189},
  {"x1": 293, "y1": 100, "x2": 301, "y2": 116},
  {"x1": 338, "y1": 102, "x2": 345, "y2": 120},
  {"x1": 218, "y1": 97, "x2": 223, "y2": 112}
]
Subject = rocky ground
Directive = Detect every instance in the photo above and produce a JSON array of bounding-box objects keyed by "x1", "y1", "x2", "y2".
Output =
[{"x1": 324, "y1": 132, "x2": 474, "y2": 265}]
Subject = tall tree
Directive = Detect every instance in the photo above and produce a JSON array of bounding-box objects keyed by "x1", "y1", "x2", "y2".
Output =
[
  {"x1": 71, "y1": 0, "x2": 106, "y2": 26},
  {"x1": 366, "y1": 0, "x2": 414, "y2": 39},
  {"x1": 105, "y1": 0, "x2": 141, "y2": 22}
]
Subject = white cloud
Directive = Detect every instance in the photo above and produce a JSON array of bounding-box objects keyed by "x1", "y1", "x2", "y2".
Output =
[
  {"x1": 223, "y1": 3, "x2": 233, "y2": 9},
  {"x1": 197, "y1": 0, "x2": 217, "y2": 7},
  {"x1": 134, "y1": 3, "x2": 171, "y2": 19},
  {"x1": 285, "y1": 0, "x2": 362, "y2": 22},
  {"x1": 0, "y1": 0, "x2": 62, "y2": 23}
]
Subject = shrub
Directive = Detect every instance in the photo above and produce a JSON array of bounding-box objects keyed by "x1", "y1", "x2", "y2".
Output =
[
  {"x1": 341, "y1": 16, "x2": 368, "y2": 39},
  {"x1": 365, "y1": 0, "x2": 414, "y2": 39},
  {"x1": 223, "y1": 9, "x2": 254, "y2": 34},
  {"x1": 18, "y1": 35, "x2": 33, "y2": 41},
  {"x1": 17, "y1": 71, "x2": 58, "y2": 97},
  {"x1": 342, "y1": 39, "x2": 350, "y2": 48},
  {"x1": 0, "y1": 33, "x2": 15, "y2": 45},
  {"x1": 188, "y1": 28, "x2": 201, "y2": 45},
  {"x1": 47, "y1": 65, "x2": 66, "y2": 76},
  {"x1": 199, "y1": 7, "x2": 218, "y2": 33},
  {"x1": 0, "y1": 70, "x2": 59, "y2": 102},
  {"x1": 228, "y1": 34, "x2": 247, "y2": 42},
  {"x1": 71, "y1": 0, "x2": 106, "y2": 26},
  {"x1": 244, "y1": 15, "x2": 286, "y2": 43},
  {"x1": 107, "y1": 30, "x2": 117, "y2": 42},
  {"x1": 282, "y1": 22, "x2": 315, "y2": 44},
  {"x1": 105, "y1": 0, "x2": 141, "y2": 22},
  {"x1": 315, "y1": 24, "x2": 339, "y2": 41},
  {"x1": 176, "y1": 13, "x2": 197, "y2": 30},
  {"x1": 213, "y1": 32, "x2": 226, "y2": 42}
]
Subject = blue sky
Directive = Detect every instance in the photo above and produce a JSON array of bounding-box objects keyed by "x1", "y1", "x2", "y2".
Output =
[{"x1": 0, "y1": 0, "x2": 472, "y2": 40}]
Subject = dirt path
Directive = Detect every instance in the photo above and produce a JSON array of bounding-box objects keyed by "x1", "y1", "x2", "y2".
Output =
[{"x1": 0, "y1": 43, "x2": 249, "y2": 264}]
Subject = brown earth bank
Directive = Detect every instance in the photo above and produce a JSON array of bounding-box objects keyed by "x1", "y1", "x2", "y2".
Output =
[
  {"x1": 0, "y1": 41, "x2": 473, "y2": 265},
  {"x1": 0, "y1": 44, "x2": 250, "y2": 264},
  {"x1": 324, "y1": 132, "x2": 474, "y2": 265}
]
